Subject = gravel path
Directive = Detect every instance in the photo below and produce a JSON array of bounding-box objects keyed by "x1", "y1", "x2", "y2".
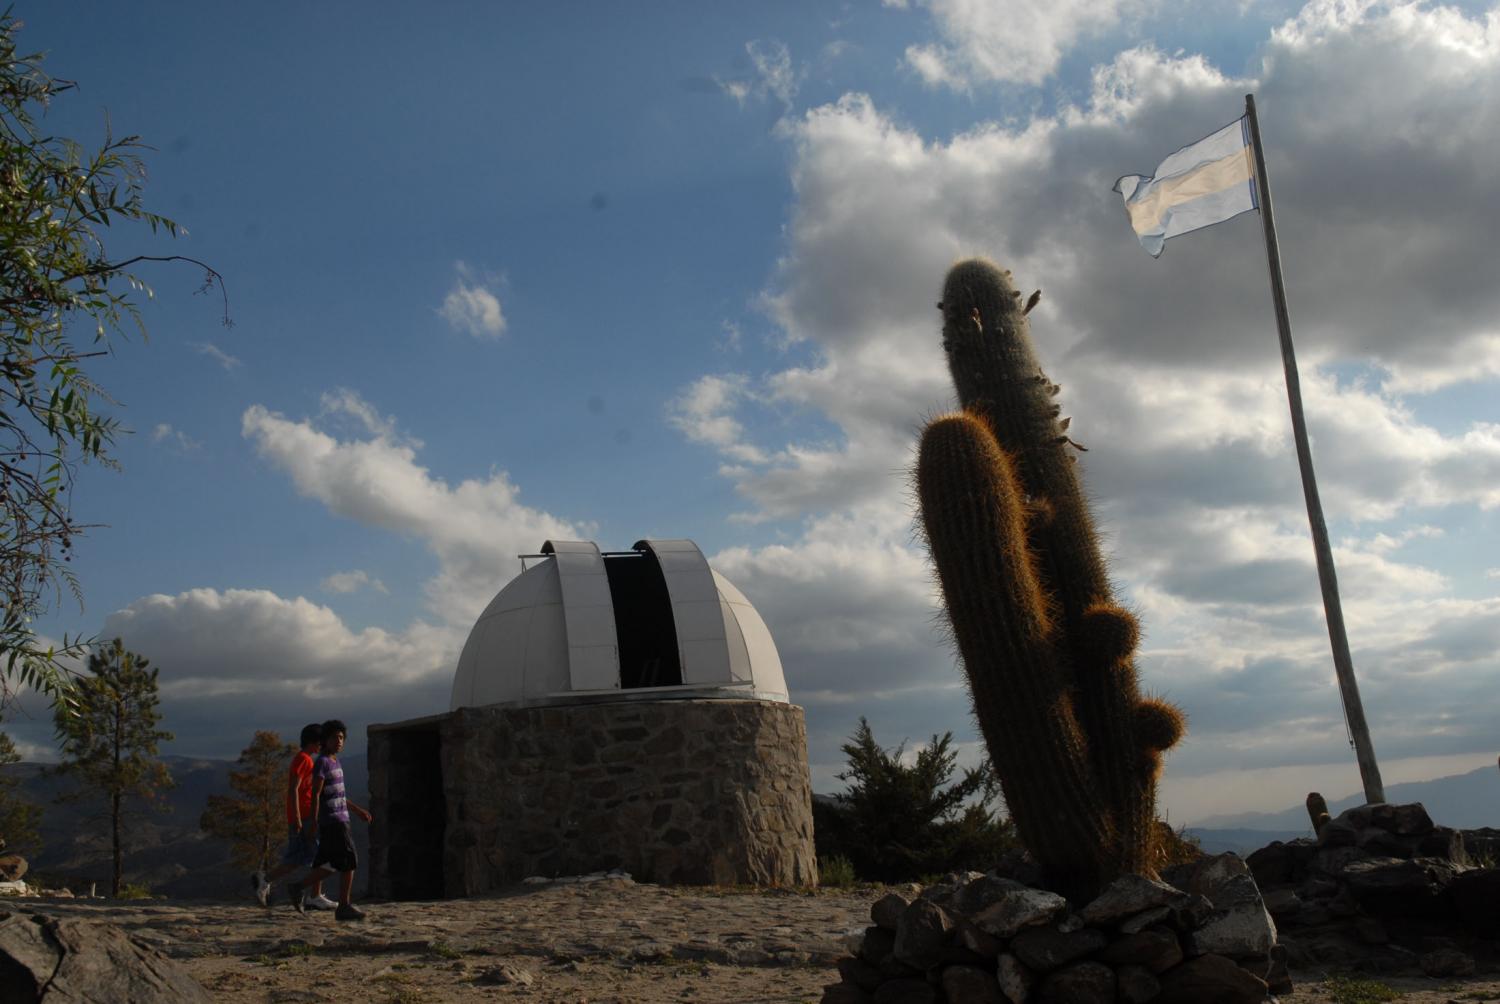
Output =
[{"x1": 10, "y1": 879, "x2": 1500, "y2": 1002}]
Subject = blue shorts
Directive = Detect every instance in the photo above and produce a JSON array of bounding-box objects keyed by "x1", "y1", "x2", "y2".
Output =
[{"x1": 281, "y1": 823, "x2": 318, "y2": 868}]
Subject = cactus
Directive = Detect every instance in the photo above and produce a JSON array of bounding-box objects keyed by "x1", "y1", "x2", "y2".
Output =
[{"x1": 916, "y1": 258, "x2": 1184, "y2": 901}]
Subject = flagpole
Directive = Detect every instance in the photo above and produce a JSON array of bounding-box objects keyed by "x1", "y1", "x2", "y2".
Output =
[{"x1": 1244, "y1": 93, "x2": 1385, "y2": 805}]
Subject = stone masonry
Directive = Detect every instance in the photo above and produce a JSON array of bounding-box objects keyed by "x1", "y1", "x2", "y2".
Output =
[{"x1": 368, "y1": 699, "x2": 817, "y2": 898}]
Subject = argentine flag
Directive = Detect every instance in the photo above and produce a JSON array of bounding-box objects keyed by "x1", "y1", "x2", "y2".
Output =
[{"x1": 1114, "y1": 117, "x2": 1258, "y2": 257}]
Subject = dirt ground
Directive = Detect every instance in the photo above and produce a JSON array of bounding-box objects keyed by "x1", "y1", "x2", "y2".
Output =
[{"x1": 9, "y1": 879, "x2": 1500, "y2": 1003}]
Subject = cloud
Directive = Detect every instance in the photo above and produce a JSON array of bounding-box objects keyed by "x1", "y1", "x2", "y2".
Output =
[
  {"x1": 438, "y1": 261, "x2": 507, "y2": 339},
  {"x1": 670, "y1": 0, "x2": 1500, "y2": 813},
  {"x1": 320, "y1": 569, "x2": 388, "y2": 595},
  {"x1": 190, "y1": 341, "x2": 242, "y2": 370},
  {"x1": 150, "y1": 423, "x2": 200, "y2": 452},
  {"x1": 901, "y1": 0, "x2": 1126, "y2": 88},
  {"x1": 720, "y1": 39, "x2": 801, "y2": 109},
  {"x1": 242, "y1": 389, "x2": 587, "y2": 626}
]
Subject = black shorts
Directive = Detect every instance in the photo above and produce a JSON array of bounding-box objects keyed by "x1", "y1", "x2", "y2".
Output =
[{"x1": 312, "y1": 819, "x2": 358, "y2": 873}]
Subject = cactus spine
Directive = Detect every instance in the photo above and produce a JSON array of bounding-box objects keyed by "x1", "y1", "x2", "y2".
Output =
[{"x1": 916, "y1": 258, "x2": 1184, "y2": 901}]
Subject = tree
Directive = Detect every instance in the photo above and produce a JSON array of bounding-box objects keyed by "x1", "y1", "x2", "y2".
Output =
[
  {"x1": 200, "y1": 730, "x2": 294, "y2": 877},
  {"x1": 813, "y1": 717, "x2": 1018, "y2": 883},
  {"x1": 0, "y1": 11, "x2": 226, "y2": 707},
  {"x1": 52, "y1": 638, "x2": 173, "y2": 896},
  {"x1": 0, "y1": 727, "x2": 40, "y2": 854}
]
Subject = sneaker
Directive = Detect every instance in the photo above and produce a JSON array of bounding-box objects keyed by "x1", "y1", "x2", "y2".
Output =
[
  {"x1": 307, "y1": 893, "x2": 338, "y2": 911},
  {"x1": 255, "y1": 879, "x2": 271, "y2": 908},
  {"x1": 285, "y1": 882, "x2": 306, "y2": 914},
  {"x1": 334, "y1": 903, "x2": 366, "y2": 921}
]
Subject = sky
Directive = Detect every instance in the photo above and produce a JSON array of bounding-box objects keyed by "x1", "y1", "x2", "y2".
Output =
[{"x1": 5, "y1": 0, "x2": 1498, "y2": 825}]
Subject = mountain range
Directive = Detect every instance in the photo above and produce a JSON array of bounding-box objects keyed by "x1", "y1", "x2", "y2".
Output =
[{"x1": 4, "y1": 756, "x2": 1495, "y2": 896}]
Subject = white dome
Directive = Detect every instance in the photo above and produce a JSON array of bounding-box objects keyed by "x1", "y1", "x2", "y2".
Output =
[{"x1": 449, "y1": 539, "x2": 789, "y2": 710}]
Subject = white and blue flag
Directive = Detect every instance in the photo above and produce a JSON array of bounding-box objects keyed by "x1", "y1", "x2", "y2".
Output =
[{"x1": 1114, "y1": 117, "x2": 1258, "y2": 257}]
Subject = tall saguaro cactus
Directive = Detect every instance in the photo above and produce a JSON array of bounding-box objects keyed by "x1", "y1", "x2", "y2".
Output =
[{"x1": 916, "y1": 258, "x2": 1184, "y2": 901}]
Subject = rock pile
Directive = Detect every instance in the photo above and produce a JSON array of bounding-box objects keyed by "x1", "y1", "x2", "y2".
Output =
[
  {"x1": 822, "y1": 856, "x2": 1285, "y2": 1003},
  {"x1": 1247, "y1": 801, "x2": 1499, "y2": 977}
]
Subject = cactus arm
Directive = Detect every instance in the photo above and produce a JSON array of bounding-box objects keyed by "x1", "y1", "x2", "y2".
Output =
[{"x1": 916, "y1": 411, "x2": 1112, "y2": 897}]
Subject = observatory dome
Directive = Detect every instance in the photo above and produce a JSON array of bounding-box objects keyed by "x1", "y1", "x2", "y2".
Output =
[{"x1": 449, "y1": 539, "x2": 788, "y2": 711}]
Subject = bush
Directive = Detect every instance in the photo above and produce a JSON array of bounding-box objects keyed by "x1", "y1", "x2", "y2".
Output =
[
  {"x1": 819, "y1": 855, "x2": 857, "y2": 889},
  {"x1": 813, "y1": 718, "x2": 1019, "y2": 883}
]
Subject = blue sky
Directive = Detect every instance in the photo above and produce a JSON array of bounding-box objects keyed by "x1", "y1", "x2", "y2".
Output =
[{"x1": 7, "y1": 1, "x2": 1499, "y2": 824}]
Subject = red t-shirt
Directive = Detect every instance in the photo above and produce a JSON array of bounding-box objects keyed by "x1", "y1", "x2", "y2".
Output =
[{"x1": 285, "y1": 751, "x2": 316, "y2": 825}]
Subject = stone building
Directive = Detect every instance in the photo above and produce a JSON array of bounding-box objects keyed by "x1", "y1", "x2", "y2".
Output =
[{"x1": 367, "y1": 538, "x2": 817, "y2": 899}]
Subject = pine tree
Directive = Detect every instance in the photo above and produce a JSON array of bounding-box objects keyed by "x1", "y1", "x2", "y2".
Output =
[
  {"x1": 52, "y1": 638, "x2": 173, "y2": 897},
  {"x1": 201, "y1": 730, "x2": 295, "y2": 876},
  {"x1": 0, "y1": 728, "x2": 40, "y2": 854}
]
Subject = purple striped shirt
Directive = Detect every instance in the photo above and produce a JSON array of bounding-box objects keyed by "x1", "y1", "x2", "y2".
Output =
[{"x1": 314, "y1": 754, "x2": 349, "y2": 823}]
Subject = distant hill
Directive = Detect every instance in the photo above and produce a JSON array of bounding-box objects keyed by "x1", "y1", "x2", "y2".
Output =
[
  {"x1": 1191, "y1": 764, "x2": 1500, "y2": 833},
  {"x1": 2, "y1": 753, "x2": 368, "y2": 900}
]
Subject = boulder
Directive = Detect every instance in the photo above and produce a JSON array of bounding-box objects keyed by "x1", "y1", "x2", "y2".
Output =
[
  {"x1": 1419, "y1": 946, "x2": 1474, "y2": 978},
  {"x1": 0, "y1": 912, "x2": 209, "y2": 1003},
  {"x1": 1115, "y1": 964, "x2": 1161, "y2": 1004},
  {"x1": 1096, "y1": 926, "x2": 1183, "y2": 973},
  {"x1": 871, "y1": 892, "x2": 910, "y2": 931},
  {"x1": 1340, "y1": 802, "x2": 1434, "y2": 837},
  {"x1": 939, "y1": 964, "x2": 1003, "y2": 1004},
  {"x1": 996, "y1": 952, "x2": 1037, "y2": 1003},
  {"x1": 971, "y1": 885, "x2": 1068, "y2": 939},
  {"x1": 1008, "y1": 925, "x2": 1107, "y2": 972},
  {"x1": 892, "y1": 899, "x2": 952, "y2": 971},
  {"x1": 871, "y1": 977, "x2": 938, "y2": 1004},
  {"x1": 1155, "y1": 952, "x2": 1268, "y2": 1004},
  {"x1": 0, "y1": 856, "x2": 26, "y2": 882},
  {"x1": 1036, "y1": 960, "x2": 1114, "y2": 1004},
  {"x1": 1341, "y1": 856, "x2": 1459, "y2": 918},
  {"x1": 822, "y1": 984, "x2": 873, "y2": 1004},
  {"x1": 1078, "y1": 874, "x2": 1191, "y2": 927},
  {"x1": 1446, "y1": 868, "x2": 1500, "y2": 937}
]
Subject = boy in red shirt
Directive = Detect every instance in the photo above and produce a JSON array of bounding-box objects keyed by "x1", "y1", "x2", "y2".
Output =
[{"x1": 254, "y1": 723, "x2": 335, "y2": 909}]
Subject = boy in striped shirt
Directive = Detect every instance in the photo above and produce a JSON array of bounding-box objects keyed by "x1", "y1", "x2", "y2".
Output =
[{"x1": 285, "y1": 719, "x2": 373, "y2": 921}]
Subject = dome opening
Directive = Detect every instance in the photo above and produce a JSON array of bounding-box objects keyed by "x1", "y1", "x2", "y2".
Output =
[{"x1": 603, "y1": 550, "x2": 682, "y2": 689}]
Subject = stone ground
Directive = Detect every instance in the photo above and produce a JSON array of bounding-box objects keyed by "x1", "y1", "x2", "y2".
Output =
[{"x1": 7, "y1": 879, "x2": 1500, "y2": 1003}]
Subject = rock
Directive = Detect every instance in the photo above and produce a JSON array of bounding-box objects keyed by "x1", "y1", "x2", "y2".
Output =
[
  {"x1": 1115, "y1": 963, "x2": 1161, "y2": 1004},
  {"x1": 859, "y1": 926, "x2": 896, "y2": 966},
  {"x1": 1353, "y1": 915, "x2": 1389, "y2": 944},
  {"x1": 1189, "y1": 892, "x2": 1277, "y2": 959},
  {"x1": 996, "y1": 952, "x2": 1036, "y2": 1003},
  {"x1": 1078, "y1": 874, "x2": 1191, "y2": 927},
  {"x1": 0, "y1": 855, "x2": 27, "y2": 881},
  {"x1": 1246, "y1": 839, "x2": 1314, "y2": 887},
  {"x1": 1118, "y1": 905, "x2": 1171, "y2": 934},
  {"x1": 954, "y1": 919, "x2": 1003, "y2": 959},
  {"x1": 1419, "y1": 946, "x2": 1474, "y2": 977},
  {"x1": 1355, "y1": 827, "x2": 1412, "y2": 858},
  {"x1": 1155, "y1": 952, "x2": 1268, "y2": 1004},
  {"x1": 892, "y1": 898, "x2": 952, "y2": 970},
  {"x1": 940, "y1": 964, "x2": 1003, "y2": 1003},
  {"x1": 1312, "y1": 845, "x2": 1371, "y2": 878},
  {"x1": 836, "y1": 955, "x2": 883, "y2": 992},
  {"x1": 1446, "y1": 868, "x2": 1500, "y2": 937},
  {"x1": 0, "y1": 912, "x2": 209, "y2": 1003},
  {"x1": 1009, "y1": 925, "x2": 1108, "y2": 972},
  {"x1": 1261, "y1": 887, "x2": 1300, "y2": 918},
  {"x1": 951, "y1": 876, "x2": 1026, "y2": 917},
  {"x1": 1036, "y1": 960, "x2": 1114, "y2": 1004},
  {"x1": 1318, "y1": 816, "x2": 1359, "y2": 847},
  {"x1": 871, "y1": 977, "x2": 938, "y2": 1004},
  {"x1": 1339, "y1": 801, "x2": 1434, "y2": 837},
  {"x1": 822, "y1": 984, "x2": 873, "y2": 1004},
  {"x1": 971, "y1": 885, "x2": 1068, "y2": 939},
  {"x1": 1097, "y1": 926, "x2": 1183, "y2": 973},
  {"x1": 1418, "y1": 825, "x2": 1466, "y2": 864},
  {"x1": 1341, "y1": 856, "x2": 1459, "y2": 918},
  {"x1": 871, "y1": 892, "x2": 911, "y2": 931},
  {"x1": 475, "y1": 964, "x2": 534, "y2": 986},
  {"x1": 917, "y1": 871, "x2": 985, "y2": 912}
]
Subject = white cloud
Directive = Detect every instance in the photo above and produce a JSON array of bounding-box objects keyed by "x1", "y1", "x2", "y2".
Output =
[
  {"x1": 721, "y1": 39, "x2": 801, "y2": 109},
  {"x1": 320, "y1": 569, "x2": 388, "y2": 595},
  {"x1": 242, "y1": 390, "x2": 586, "y2": 626},
  {"x1": 902, "y1": 0, "x2": 1125, "y2": 88},
  {"x1": 668, "y1": 375, "x2": 769, "y2": 465},
  {"x1": 190, "y1": 341, "x2": 242, "y2": 370},
  {"x1": 438, "y1": 261, "x2": 507, "y2": 339},
  {"x1": 151, "y1": 423, "x2": 200, "y2": 452}
]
